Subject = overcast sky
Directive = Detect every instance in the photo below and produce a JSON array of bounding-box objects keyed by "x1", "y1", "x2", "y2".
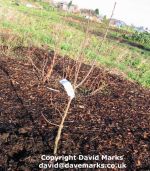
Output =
[{"x1": 54, "y1": 0, "x2": 150, "y2": 28}]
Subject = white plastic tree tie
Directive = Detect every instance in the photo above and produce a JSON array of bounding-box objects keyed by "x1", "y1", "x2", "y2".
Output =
[{"x1": 59, "y1": 79, "x2": 75, "y2": 99}]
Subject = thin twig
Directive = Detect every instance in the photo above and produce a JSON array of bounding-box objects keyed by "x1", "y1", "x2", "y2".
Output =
[
  {"x1": 43, "y1": 52, "x2": 57, "y2": 83},
  {"x1": 27, "y1": 55, "x2": 41, "y2": 75},
  {"x1": 46, "y1": 87, "x2": 60, "y2": 92},
  {"x1": 41, "y1": 113, "x2": 59, "y2": 127},
  {"x1": 73, "y1": 18, "x2": 91, "y2": 87},
  {"x1": 75, "y1": 2, "x2": 117, "y2": 89},
  {"x1": 54, "y1": 105, "x2": 63, "y2": 118},
  {"x1": 54, "y1": 98, "x2": 72, "y2": 154},
  {"x1": 89, "y1": 83, "x2": 106, "y2": 96},
  {"x1": 42, "y1": 57, "x2": 48, "y2": 78}
]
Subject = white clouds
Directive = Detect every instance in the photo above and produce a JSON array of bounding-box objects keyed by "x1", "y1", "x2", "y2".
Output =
[{"x1": 55, "y1": 0, "x2": 150, "y2": 28}]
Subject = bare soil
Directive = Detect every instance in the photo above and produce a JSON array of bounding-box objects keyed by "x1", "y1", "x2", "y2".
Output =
[{"x1": 0, "y1": 47, "x2": 150, "y2": 171}]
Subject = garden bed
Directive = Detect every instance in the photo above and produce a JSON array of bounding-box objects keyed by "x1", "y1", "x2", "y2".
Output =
[{"x1": 0, "y1": 47, "x2": 150, "y2": 170}]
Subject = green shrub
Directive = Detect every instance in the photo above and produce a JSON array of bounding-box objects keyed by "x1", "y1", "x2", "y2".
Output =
[{"x1": 123, "y1": 32, "x2": 150, "y2": 48}]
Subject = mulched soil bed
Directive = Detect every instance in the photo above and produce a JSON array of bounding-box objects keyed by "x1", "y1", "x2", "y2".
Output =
[{"x1": 0, "y1": 47, "x2": 150, "y2": 171}]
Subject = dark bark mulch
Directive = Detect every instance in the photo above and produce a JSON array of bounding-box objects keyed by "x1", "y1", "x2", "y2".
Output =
[{"x1": 0, "y1": 47, "x2": 150, "y2": 171}]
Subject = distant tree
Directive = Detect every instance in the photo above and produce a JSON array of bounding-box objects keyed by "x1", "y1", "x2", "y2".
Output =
[
  {"x1": 102, "y1": 15, "x2": 109, "y2": 25},
  {"x1": 103, "y1": 15, "x2": 107, "y2": 21},
  {"x1": 68, "y1": 1, "x2": 72, "y2": 9},
  {"x1": 95, "y1": 8, "x2": 99, "y2": 16},
  {"x1": 14, "y1": 0, "x2": 20, "y2": 5}
]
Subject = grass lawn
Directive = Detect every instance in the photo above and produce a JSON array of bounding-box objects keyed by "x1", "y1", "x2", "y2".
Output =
[{"x1": 0, "y1": 0, "x2": 150, "y2": 87}]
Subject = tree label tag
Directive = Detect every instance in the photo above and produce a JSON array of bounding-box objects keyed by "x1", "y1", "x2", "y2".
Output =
[{"x1": 60, "y1": 79, "x2": 75, "y2": 99}]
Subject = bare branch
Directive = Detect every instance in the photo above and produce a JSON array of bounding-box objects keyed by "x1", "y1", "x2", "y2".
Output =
[
  {"x1": 43, "y1": 52, "x2": 57, "y2": 83},
  {"x1": 53, "y1": 2, "x2": 117, "y2": 155},
  {"x1": 41, "y1": 113, "x2": 59, "y2": 127},
  {"x1": 54, "y1": 98, "x2": 72, "y2": 154},
  {"x1": 75, "y1": 2, "x2": 117, "y2": 88},
  {"x1": 89, "y1": 82, "x2": 106, "y2": 96}
]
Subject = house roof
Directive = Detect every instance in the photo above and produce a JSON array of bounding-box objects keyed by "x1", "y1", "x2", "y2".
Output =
[
  {"x1": 110, "y1": 19, "x2": 126, "y2": 26},
  {"x1": 57, "y1": 1, "x2": 78, "y2": 8}
]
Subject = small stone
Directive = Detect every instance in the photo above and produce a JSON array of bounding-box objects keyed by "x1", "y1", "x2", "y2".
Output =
[
  {"x1": 0, "y1": 133, "x2": 9, "y2": 143},
  {"x1": 18, "y1": 127, "x2": 32, "y2": 134},
  {"x1": 79, "y1": 105, "x2": 84, "y2": 109}
]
